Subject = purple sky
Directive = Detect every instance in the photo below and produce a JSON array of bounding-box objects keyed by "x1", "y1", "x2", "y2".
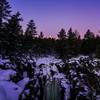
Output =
[{"x1": 10, "y1": 0, "x2": 100, "y2": 38}]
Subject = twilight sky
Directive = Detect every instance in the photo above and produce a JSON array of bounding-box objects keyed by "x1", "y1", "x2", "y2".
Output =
[{"x1": 10, "y1": 0, "x2": 100, "y2": 37}]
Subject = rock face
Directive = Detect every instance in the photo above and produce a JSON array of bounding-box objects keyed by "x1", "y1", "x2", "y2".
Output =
[{"x1": 0, "y1": 55, "x2": 100, "y2": 100}]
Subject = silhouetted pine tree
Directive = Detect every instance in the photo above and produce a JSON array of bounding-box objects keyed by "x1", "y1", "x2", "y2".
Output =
[
  {"x1": 5, "y1": 12, "x2": 23, "y2": 54},
  {"x1": 39, "y1": 32, "x2": 44, "y2": 39},
  {"x1": 0, "y1": 0, "x2": 11, "y2": 27},
  {"x1": 95, "y1": 35, "x2": 100, "y2": 49},
  {"x1": 95, "y1": 45, "x2": 100, "y2": 58},
  {"x1": 67, "y1": 28, "x2": 78, "y2": 40},
  {"x1": 56, "y1": 29, "x2": 68, "y2": 59},
  {"x1": 66, "y1": 28, "x2": 80, "y2": 56},
  {"x1": 81, "y1": 29, "x2": 96, "y2": 55},
  {"x1": 0, "y1": 0, "x2": 11, "y2": 54},
  {"x1": 23, "y1": 20, "x2": 37, "y2": 52},
  {"x1": 25, "y1": 20, "x2": 37, "y2": 38},
  {"x1": 84, "y1": 29, "x2": 95, "y2": 40},
  {"x1": 57, "y1": 28, "x2": 66, "y2": 40}
]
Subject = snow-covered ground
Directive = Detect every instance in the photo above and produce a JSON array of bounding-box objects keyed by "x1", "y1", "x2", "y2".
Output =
[
  {"x1": 0, "y1": 81, "x2": 22, "y2": 100},
  {"x1": 0, "y1": 55, "x2": 100, "y2": 100},
  {"x1": 0, "y1": 69, "x2": 16, "y2": 81}
]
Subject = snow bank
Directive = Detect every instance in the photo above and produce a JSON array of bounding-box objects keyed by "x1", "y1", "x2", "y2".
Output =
[
  {"x1": 0, "y1": 59, "x2": 10, "y2": 66},
  {"x1": 0, "y1": 81, "x2": 22, "y2": 100},
  {"x1": 0, "y1": 69, "x2": 16, "y2": 81},
  {"x1": 17, "y1": 78, "x2": 29, "y2": 89},
  {"x1": 36, "y1": 56, "x2": 62, "y2": 66}
]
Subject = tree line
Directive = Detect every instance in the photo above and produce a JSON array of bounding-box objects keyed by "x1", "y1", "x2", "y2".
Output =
[{"x1": 0, "y1": 0, "x2": 100, "y2": 59}]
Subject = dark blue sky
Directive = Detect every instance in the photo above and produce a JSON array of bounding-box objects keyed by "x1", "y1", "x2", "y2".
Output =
[{"x1": 10, "y1": 0, "x2": 100, "y2": 37}]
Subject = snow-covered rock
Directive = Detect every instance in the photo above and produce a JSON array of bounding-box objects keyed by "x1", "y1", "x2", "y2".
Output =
[
  {"x1": 0, "y1": 81, "x2": 22, "y2": 100},
  {"x1": 36, "y1": 56, "x2": 62, "y2": 66},
  {"x1": 0, "y1": 69, "x2": 16, "y2": 81},
  {"x1": 17, "y1": 78, "x2": 29, "y2": 89}
]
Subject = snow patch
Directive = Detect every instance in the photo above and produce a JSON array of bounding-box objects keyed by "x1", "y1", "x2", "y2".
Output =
[{"x1": 0, "y1": 69, "x2": 16, "y2": 81}]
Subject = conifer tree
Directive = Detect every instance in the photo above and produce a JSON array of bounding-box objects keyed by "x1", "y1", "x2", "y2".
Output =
[
  {"x1": 84, "y1": 29, "x2": 95, "y2": 40},
  {"x1": 81, "y1": 29, "x2": 95, "y2": 54},
  {"x1": 57, "y1": 28, "x2": 66, "y2": 40},
  {"x1": 5, "y1": 12, "x2": 23, "y2": 54},
  {"x1": 0, "y1": 0, "x2": 11, "y2": 27},
  {"x1": 67, "y1": 28, "x2": 77, "y2": 40},
  {"x1": 39, "y1": 32, "x2": 44, "y2": 39},
  {"x1": 6, "y1": 12, "x2": 22, "y2": 36},
  {"x1": 25, "y1": 20, "x2": 37, "y2": 38}
]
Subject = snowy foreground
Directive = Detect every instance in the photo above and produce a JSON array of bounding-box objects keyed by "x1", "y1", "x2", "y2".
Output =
[{"x1": 0, "y1": 55, "x2": 100, "y2": 100}]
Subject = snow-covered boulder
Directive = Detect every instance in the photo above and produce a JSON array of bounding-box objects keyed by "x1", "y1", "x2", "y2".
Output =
[
  {"x1": 0, "y1": 69, "x2": 16, "y2": 81},
  {"x1": 0, "y1": 81, "x2": 22, "y2": 100}
]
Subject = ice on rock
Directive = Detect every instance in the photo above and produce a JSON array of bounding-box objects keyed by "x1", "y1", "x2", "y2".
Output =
[
  {"x1": 23, "y1": 71, "x2": 28, "y2": 78},
  {"x1": 51, "y1": 64, "x2": 59, "y2": 72},
  {"x1": 53, "y1": 73, "x2": 65, "y2": 79},
  {"x1": 61, "y1": 79, "x2": 70, "y2": 100},
  {"x1": 17, "y1": 78, "x2": 29, "y2": 89},
  {"x1": 42, "y1": 65, "x2": 51, "y2": 76}
]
